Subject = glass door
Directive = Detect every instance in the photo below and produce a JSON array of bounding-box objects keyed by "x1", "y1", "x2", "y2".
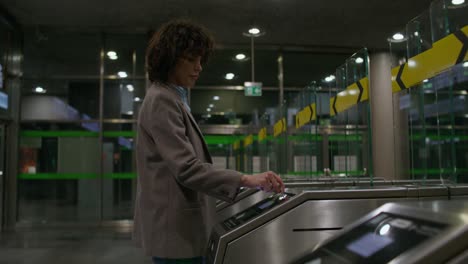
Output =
[{"x1": 0, "y1": 123, "x2": 5, "y2": 229}]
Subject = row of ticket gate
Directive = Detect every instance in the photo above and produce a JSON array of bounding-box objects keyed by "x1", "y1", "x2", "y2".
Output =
[{"x1": 208, "y1": 178, "x2": 468, "y2": 264}]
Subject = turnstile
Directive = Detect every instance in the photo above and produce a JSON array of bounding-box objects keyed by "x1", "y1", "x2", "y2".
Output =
[
  {"x1": 216, "y1": 179, "x2": 369, "y2": 222},
  {"x1": 207, "y1": 186, "x2": 443, "y2": 264},
  {"x1": 215, "y1": 179, "x2": 451, "y2": 223},
  {"x1": 216, "y1": 180, "x2": 354, "y2": 222},
  {"x1": 293, "y1": 200, "x2": 468, "y2": 264},
  {"x1": 448, "y1": 185, "x2": 468, "y2": 200},
  {"x1": 216, "y1": 187, "x2": 259, "y2": 212}
]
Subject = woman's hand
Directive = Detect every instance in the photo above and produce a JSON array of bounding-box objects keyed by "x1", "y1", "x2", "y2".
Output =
[{"x1": 240, "y1": 171, "x2": 285, "y2": 193}]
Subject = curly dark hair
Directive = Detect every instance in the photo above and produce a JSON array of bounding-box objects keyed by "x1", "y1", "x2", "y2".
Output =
[{"x1": 146, "y1": 19, "x2": 215, "y2": 83}]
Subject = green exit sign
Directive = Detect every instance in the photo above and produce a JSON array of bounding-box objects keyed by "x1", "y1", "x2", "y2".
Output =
[{"x1": 244, "y1": 82, "x2": 262, "y2": 96}]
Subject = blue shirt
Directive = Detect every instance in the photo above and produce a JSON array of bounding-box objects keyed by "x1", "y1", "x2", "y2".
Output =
[{"x1": 169, "y1": 84, "x2": 191, "y2": 112}]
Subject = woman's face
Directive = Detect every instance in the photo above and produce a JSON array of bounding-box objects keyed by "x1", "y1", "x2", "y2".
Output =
[{"x1": 168, "y1": 54, "x2": 202, "y2": 88}]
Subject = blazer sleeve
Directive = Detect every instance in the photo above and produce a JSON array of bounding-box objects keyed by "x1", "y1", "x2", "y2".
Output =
[{"x1": 141, "y1": 90, "x2": 243, "y2": 202}]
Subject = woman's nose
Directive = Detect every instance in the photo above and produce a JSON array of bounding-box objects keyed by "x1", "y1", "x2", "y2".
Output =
[{"x1": 195, "y1": 61, "x2": 202, "y2": 72}]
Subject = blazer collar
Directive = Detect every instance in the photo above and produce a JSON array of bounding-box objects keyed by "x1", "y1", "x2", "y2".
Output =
[{"x1": 152, "y1": 82, "x2": 206, "y2": 149}]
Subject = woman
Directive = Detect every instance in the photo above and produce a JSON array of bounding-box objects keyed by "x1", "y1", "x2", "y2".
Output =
[{"x1": 133, "y1": 19, "x2": 284, "y2": 264}]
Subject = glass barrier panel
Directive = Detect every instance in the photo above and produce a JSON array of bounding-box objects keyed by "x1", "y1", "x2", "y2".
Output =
[
  {"x1": 18, "y1": 125, "x2": 100, "y2": 222},
  {"x1": 407, "y1": 11, "x2": 433, "y2": 58},
  {"x1": 430, "y1": 0, "x2": 468, "y2": 43}
]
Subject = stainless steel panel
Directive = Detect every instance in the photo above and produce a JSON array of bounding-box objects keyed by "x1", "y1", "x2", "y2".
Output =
[
  {"x1": 223, "y1": 198, "x2": 412, "y2": 264},
  {"x1": 417, "y1": 186, "x2": 449, "y2": 198},
  {"x1": 392, "y1": 179, "x2": 446, "y2": 185},
  {"x1": 294, "y1": 200, "x2": 468, "y2": 264},
  {"x1": 448, "y1": 185, "x2": 468, "y2": 198},
  {"x1": 216, "y1": 188, "x2": 258, "y2": 212},
  {"x1": 447, "y1": 248, "x2": 468, "y2": 264},
  {"x1": 210, "y1": 186, "x2": 415, "y2": 264},
  {"x1": 217, "y1": 191, "x2": 271, "y2": 222},
  {"x1": 216, "y1": 182, "x2": 357, "y2": 221}
]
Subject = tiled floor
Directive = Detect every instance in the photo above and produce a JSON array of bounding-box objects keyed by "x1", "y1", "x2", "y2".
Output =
[{"x1": 0, "y1": 227, "x2": 150, "y2": 264}]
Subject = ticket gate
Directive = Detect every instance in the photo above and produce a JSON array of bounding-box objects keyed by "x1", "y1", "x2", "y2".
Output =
[
  {"x1": 293, "y1": 200, "x2": 468, "y2": 264},
  {"x1": 216, "y1": 180, "x2": 361, "y2": 222},
  {"x1": 216, "y1": 187, "x2": 259, "y2": 212},
  {"x1": 215, "y1": 179, "x2": 451, "y2": 224},
  {"x1": 207, "y1": 186, "x2": 439, "y2": 264},
  {"x1": 448, "y1": 185, "x2": 468, "y2": 200}
]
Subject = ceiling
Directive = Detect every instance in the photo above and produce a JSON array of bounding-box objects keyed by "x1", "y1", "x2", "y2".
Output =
[{"x1": 2, "y1": 0, "x2": 434, "y2": 49}]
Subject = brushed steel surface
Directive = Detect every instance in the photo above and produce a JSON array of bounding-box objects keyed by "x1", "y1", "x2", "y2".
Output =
[
  {"x1": 392, "y1": 179, "x2": 447, "y2": 185},
  {"x1": 447, "y1": 248, "x2": 468, "y2": 264},
  {"x1": 209, "y1": 186, "x2": 423, "y2": 264},
  {"x1": 216, "y1": 181, "x2": 357, "y2": 222},
  {"x1": 417, "y1": 185, "x2": 449, "y2": 197},
  {"x1": 216, "y1": 188, "x2": 258, "y2": 212},
  {"x1": 448, "y1": 185, "x2": 468, "y2": 198},
  {"x1": 217, "y1": 191, "x2": 271, "y2": 222},
  {"x1": 293, "y1": 200, "x2": 468, "y2": 264},
  {"x1": 223, "y1": 198, "x2": 410, "y2": 264}
]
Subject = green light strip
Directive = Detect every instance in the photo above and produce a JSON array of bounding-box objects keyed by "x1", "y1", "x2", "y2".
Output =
[
  {"x1": 328, "y1": 135, "x2": 362, "y2": 141},
  {"x1": 103, "y1": 131, "x2": 135, "y2": 137},
  {"x1": 204, "y1": 135, "x2": 244, "y2": 145},
  {"x1": 20, "y1": 130, "x2": 244, "y2": 144},
  {"x1": 21, "y1": 130, "x2": 468, "y2": 144},
  {"x1": 103, "y1": 173, "x2": 136, "y2": 179},
  {"x1": 21, "y1": 131, "x2": 99, "y2": 137},
  {"x1": 20, "y1": 130, "x2": 137, "y2": 138},
  {"x1": 19, "y1": 173, "x2": 98, "y2": 179},
  {"x1": 410, "y1": 168, "x2": 468, "y2": 175},
  {"x1": 18, "y1": 173, "x2": 136, "y2": 179}
]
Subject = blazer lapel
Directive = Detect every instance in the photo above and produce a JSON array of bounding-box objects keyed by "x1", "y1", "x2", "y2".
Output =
[
  {"x1": 157, "y1": 83, "x2": 213, "y2": 163},
  {"x1": 183, "y1": 107, "x2": 213, "y2": 164}
]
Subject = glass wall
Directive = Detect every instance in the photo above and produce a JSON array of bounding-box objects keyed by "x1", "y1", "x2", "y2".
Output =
[
  {"x1": 1, "y1": 9, "x2": 23, "y2": 229},
  {"x1": 18, "y1": 30, "x2": 145, "y2": 223},
  {"x1": 328, "y1": 49, "x2": 372, "y2": 178},
  {"x1": 288, "y1": 85, "x2": 322, "y2": 178},
  {"x1": 391, "y1": 0, "x2": 468, "y2": 183}
]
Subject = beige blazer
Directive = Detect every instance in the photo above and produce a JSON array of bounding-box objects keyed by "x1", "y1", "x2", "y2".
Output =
[{"x1": 133, "y1": 82, "x2": 242, "y2": 258}]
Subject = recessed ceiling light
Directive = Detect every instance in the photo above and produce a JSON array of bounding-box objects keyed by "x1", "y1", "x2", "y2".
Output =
[
  {"x1": 235, "y1": 54, "x2": 246, "y2": 60},
  {"x1": 452, "y1": 0, "x2": 465, "y2": 5},
  {"x1": 34, "y1": 86, "x2": 46, "y2": 93},
  {"x1": 207, "y1": 108, "x2": 211, "y2": 112},
  {"x1": 355, "y1": 57, "x2": 364, "y2": 64},
  {"x1": 134, "y1": 97, "x2": 141, "y2": 102},
  {"x1": 209, "y1": 104, "x2": 214, "y2": 108},
  {"x1": 107, "y1": 51, "x2": 117, "y2": 57},
  {"x1": 408, "y1": 60, "x2": 417, "y2": 67},
  {"x1": 392, "y1": 33, "x2": 405, "y2": 40},
  {"x1": 109, "y1": 55, "x2": 118, "y2": 60},
  {"x1": 225, "y1": 73, "x2": 235, "y2": 80},
  {"x1": 248, "y1": 28, "x2": 260, "y2": 35},
  {"x1": 127, "y1": 111, "x2": 133, "y2": 115},
  {"x1": 324, "y1": 75, "x2": 335, "y2": 82},
  {"x1": 126, "y1": 84, "x2": 134, "y2": 92},
  {"x1": 118, "y1": 71, "x2": 128, "y2": 78},
  {"x1": 213, "y1": 96, "x2": 220, "y2": 101}
]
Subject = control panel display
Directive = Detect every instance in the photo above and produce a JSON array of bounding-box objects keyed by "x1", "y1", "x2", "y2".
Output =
[
  {"x1": 297, "y1": 213, "x2": 447, "y2": 264},
  {"x1": 216, "y1": 187, "x2": 248, "y2": 206},
  {"x1": 222, "y1": 192, "x2": 294, "y2": 231}
]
